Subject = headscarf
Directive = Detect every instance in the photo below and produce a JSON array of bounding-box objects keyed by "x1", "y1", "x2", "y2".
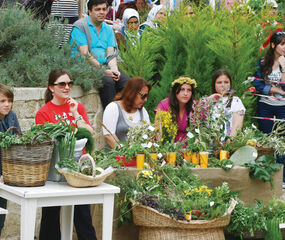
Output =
[
  {"x1": 121, "y1": 8, "x2": 141, "y2": 45},
  {"x1": 146, "y1": 4, "x2": 164, "y2": 22},
  {"x1": 122, "y1": 8, "x2": 140, "y2": 28}
]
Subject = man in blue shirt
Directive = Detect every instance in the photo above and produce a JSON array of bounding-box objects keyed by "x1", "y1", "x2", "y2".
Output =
[{"x1": 70, "y1": 0, "x2": 129, "y2": 109}]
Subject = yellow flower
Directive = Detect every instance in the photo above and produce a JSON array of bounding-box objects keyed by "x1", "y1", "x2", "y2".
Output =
[{"x1": 171, "y1": 76, "x2": 197, "y2": 88}]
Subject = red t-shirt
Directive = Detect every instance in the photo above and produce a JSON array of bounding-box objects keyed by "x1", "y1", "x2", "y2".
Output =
[{"x1": 35, "y1": 101, "x2": 91, "y2": 126}]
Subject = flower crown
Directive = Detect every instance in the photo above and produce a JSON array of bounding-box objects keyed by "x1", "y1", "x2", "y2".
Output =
[{"x1": 171, "y1": 76, "x2": 197, "y2": 88}]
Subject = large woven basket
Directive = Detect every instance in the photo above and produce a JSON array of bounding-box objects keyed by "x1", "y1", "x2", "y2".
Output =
[
  {"x1": 57, "y1": 157, "x2": 114, "y2": 187},
  {"x1": 1, "y1": 128, "x2": 55, "y2": 187},
  {"x1": 256, "y1": 146, "x2": 275, "y2": 157},
  {"x1": 132, "y1": 199, "x2": 237, "y2": 240}
]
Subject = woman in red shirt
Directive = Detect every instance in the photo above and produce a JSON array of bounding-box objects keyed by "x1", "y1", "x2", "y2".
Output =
[{"x1": 35, "y1": 69, "x2": 96, "y2": 240}]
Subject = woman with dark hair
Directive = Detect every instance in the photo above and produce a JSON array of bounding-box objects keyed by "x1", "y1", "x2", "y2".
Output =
[
  {"x1": 254, "y1": 32, "x2": 285, "y2": 188},
  {"x1": 155, "y1": 76, "x2": 196, "y2": 142},
  {"x1": 102, "y1": 76, "x2": 151, "y2": 149},
  {"x1": 254, "y1": 32, "x2": 285, "y2": 133},
  {"x1": 208, "y1": 69, "x2": 245, "y2": 137},
  {"x1": 35, "y1": 69, "x2": 96, "y2": 240}
]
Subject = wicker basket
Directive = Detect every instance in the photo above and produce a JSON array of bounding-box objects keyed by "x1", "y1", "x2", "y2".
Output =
[
  {"x1": 1, "y1": 128, "x2": 55, "y2": 187},
  {"x1": 57, "y1": 157, "x2": 114, "y2": 187},
  {"x1": 256, "y1": 146, "x2": 275, "y2": 157},
  {"x1": 132, "y1": 199, "x2": 237, "y2": 240}
]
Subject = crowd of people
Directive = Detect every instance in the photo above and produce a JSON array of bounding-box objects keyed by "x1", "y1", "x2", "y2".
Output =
[{"x1": 0, "y1": 0, "x2": 284, "y2": 238}]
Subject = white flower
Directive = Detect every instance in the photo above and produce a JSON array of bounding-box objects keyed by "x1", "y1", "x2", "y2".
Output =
[
  {"x1": 195, "y1": 129, "x2": 200, "y2": 134},
  {"x1": 141, "y1": 143, "x2": 148, "y2": 148},
  {"x1": 225, "y1": 165, "x2": 233, "y2": 169},
  {"x1": 148, "y1": 126, "x2": 155, "y2": 131},
  {"x1": 142, "y1": 134, "x2": 148, "y2": 139},
  {"x1": 210, "y1": 201, "x2": 215, "y2": 207},
  {"x1": 252, "y1": 124, "x2": 257, "y2": 129},
  {"x1": 134, "y1": 190, "x2": 138, "y2": 195},
  {"x1": 161, "y1": 160, "x2": 166, "y2": 166},
  {"x1": 187, "y1": 132, "x2": 194, "y2": 138},
  {"x1": 157, "y1": 153, "x2": 163, "y2": 159},
  {"x1": 154, "y1": 143, "x2": 159, "y2": 147},
  {"x1": 147, "y1": 142, "x2": 153, "y2": 148}
]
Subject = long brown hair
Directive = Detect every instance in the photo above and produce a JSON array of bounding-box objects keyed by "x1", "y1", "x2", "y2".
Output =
[
  {"x1": 261, "y1": 32, "x2": 285, "y2": 78},
  {"x1": 114, "y1": 76, "x2": 151, "y2": 112},
  {"x1": 44, "y1": 69, "x2": 72, "y2": 103}
]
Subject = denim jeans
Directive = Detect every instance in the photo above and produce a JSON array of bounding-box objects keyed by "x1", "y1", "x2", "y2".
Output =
[{"x1": 257, "y1": 101, "x2": 285, "y2": 182}]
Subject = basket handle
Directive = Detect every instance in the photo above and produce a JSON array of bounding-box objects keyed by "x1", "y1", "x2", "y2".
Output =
[
  {"x1": 6, "y1": 126, "x2": 22, "y2": 136},
  {"x1": 31, "y1": 132, "x2": 53, "y2": 145}
]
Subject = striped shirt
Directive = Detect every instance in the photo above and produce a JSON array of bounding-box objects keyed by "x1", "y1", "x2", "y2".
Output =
[{"x1": 51, "y1": 0, "x2": 78, "y2": 18}]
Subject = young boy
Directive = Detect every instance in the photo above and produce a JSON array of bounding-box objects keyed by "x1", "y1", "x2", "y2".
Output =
[{"x1": 0, "y1": 83, "x2": 21, "y2": 235}]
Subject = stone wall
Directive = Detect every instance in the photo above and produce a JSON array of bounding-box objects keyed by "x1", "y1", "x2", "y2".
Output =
[{"x1": 1, "y1": 86, "x2": 104, "y2": 240}]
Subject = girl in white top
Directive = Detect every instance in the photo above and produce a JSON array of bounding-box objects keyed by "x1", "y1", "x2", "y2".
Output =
[
  {"x1": 103, "y1": 76, "x2": 151, "y2": 148},
  {"x1": 208, "y1": 69, "x2": 245, "y2": 136}
]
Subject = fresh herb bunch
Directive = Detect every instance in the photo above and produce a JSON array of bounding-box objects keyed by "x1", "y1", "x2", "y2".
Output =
[
  {"x1": 227, "y1": 198, "x2": 285, "y2": 239},
  {"x1": 0, "y1": 122, "x2": 71, "y2": 149},
  {"x1": 244, "y1": 155, "x2": 282, "y2": 188},
  {"x1": 208, "y1": 156, "x2": 234, "y2": 171}
]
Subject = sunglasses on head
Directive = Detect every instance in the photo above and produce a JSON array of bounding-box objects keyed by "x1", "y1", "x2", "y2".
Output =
[
  {"x1": 138, "y1": 92, "x2": 148, "y2": 100},
  {"x1": 52, "y1": 81, "x2": 74, "y2": 88}
]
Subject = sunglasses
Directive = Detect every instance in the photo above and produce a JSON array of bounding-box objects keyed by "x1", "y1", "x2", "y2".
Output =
[
  {"x1": 138, "y1": 92, "x2": 148, "y2": 100},
  {"x1": 52, "y1": 81, "x2": 74, "y2": 88}
]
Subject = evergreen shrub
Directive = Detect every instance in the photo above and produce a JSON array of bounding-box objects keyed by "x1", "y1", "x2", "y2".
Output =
[
  {"x1": 0, "y1": 6, "x2": 103, "y2": 90},
  {"x1": 119, "y1": 2, "x2": 280, "y2": 124}
]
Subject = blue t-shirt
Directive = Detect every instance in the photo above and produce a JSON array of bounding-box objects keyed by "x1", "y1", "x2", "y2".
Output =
[{"x1": 70, "y1": 16, "x2": 116, "y2": 64}]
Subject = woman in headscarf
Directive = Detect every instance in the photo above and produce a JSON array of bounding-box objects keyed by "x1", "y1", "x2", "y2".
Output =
[
  {"x1": 120, "y1": 8, "x2": 142, "y2": 45},
  {"x1": 140, "y1": 4, "x2": 167, "y2": 31}
]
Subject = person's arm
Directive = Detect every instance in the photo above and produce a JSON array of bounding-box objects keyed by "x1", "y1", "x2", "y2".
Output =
[
  {"x1": 78, "y1": 45, "x2": 101, "y2": 67},
  {"x1": 229, "y1": 97, "x2": 245, "y2": 137},
  {"x1": 102, "y1": 102, "x2": 120, "y2": 149},
  {"x1": 68, "y1": 98, "x2": 95, "y2": 136},
  {"x1": 230, "y1": 111, "x2": 244, "y2": 137},
  {"x1": 106, "y1": 47, "x2": 120, "y2": 81},
  {"x1": 70, "y1": 27, "x2": 101, "y2": 67}
]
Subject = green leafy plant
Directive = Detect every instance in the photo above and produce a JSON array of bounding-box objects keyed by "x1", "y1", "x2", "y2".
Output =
[
  {"x1": 0, "y1": 6, "x2": 103, "y2": 90},
  {"x1": 244, "y1": 155, "x2": 282, "y2": 188}
]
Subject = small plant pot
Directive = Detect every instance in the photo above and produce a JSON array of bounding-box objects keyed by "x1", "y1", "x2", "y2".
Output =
[
  {"x1": 150, "y1": 153, "x2": 158, "y2": 160},
  {"x1": 136, "y1": 154, "x2": 145, "y2": 169},
  {"x1": 167, "y1": 152, "x2": 177, "y2": 166},
  {"x1": 219, "y1": 150, "x2": 229, "y2": 161},
  {"x1": 115, "y1": 155, "x2": 136, "y2": 167},
  {"x1": 191, "y1": 152, "x2": 199, "y2": 165},
  {"x1": 184, "y1": 151, "x2": 192, "y2": 162},
  {"x1": 199, "y1": 152, "x2": 209, "y2": 168}
]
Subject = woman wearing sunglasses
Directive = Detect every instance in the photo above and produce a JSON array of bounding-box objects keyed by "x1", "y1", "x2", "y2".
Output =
[
  {"x1": 155, "y1": 76, "x2": 196, "y2": 143},
  {"x1": 35, "y1": 69, "x2": 96, "y2": 240},
  {"x1": 103, "y1": 76, "x2": 151, "y2": 149}
]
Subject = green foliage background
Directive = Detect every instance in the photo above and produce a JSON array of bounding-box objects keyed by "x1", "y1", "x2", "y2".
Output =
[
  {"x1": 119, "y1": 3, "x2": 282, "y2": 125},
  {"x1": 0, "y1": 6, "x2": 103, "y2": 90}
]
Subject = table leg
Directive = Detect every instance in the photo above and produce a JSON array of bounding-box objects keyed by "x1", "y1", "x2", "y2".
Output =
[
  {"x1": 21, "y1": 199, "x2": 37, "y2": 240},
  {"x1": 102, "y1": 194, "x2": 115, "y2": 240},
  {"x1": 61, "y1": 205, "x2": 74, "y2": 240}
]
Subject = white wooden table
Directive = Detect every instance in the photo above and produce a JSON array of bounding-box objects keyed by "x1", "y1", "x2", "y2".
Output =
[{"x1": 0, "y1": 181, "x2": 120, "y2": 240}]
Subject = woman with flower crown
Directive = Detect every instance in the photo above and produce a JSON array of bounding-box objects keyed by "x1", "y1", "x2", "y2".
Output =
[
  {"x1": 208, "y1": 69, "x2": 245, "y2": 137},
  {"x1": 154, "y1": 76, "x2": 196, "y2": 142}
]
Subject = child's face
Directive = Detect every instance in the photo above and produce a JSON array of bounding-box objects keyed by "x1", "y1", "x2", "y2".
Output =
[{"x1": 0, "y1": 94, "x2": 13, "y2": 118}]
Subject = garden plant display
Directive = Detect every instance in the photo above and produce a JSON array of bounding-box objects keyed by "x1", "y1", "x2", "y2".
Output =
[{"x1": 111, "y1": 164, "x2": 238, "y2": 227}]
